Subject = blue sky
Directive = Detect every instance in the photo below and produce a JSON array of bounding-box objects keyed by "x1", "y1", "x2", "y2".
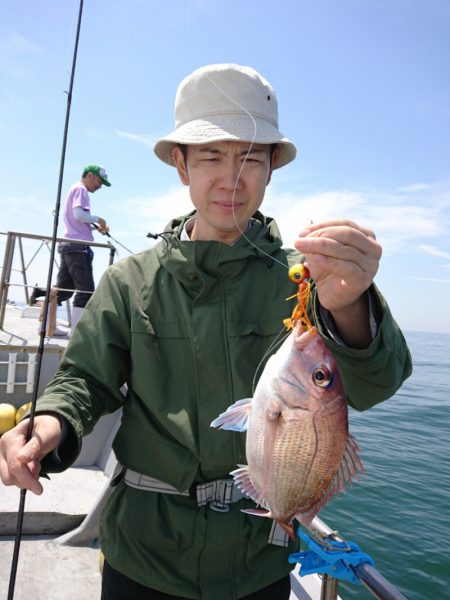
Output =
[{"x1": 1, "y1": 0, "x2": 449, "y2": 334}]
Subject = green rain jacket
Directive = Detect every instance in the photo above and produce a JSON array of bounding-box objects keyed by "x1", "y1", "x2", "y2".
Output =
[{"x1": 36, "y1": 212, "x2": 412, "y2": 599}]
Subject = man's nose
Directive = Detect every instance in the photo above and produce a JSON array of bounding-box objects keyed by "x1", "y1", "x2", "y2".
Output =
[{"x1": 219, "y1": 161, "x2": 242, "y2": 189}]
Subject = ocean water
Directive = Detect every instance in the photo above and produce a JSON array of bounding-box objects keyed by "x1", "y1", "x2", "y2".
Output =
[{"x1": 305, "y1": 330, "x2": 450, "y2": 599}]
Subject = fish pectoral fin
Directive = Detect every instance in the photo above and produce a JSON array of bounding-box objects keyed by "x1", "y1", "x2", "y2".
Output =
[
  {"x1": 210, "y1": 398, "x2": 252, "y2": 432},
  {"x1": 230, "y1": 466, "x2": 270, "y2": 509}
]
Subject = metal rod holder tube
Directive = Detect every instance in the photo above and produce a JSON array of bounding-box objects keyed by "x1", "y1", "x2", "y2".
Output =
[
  {"x1": 353, "y1": 562, "x2": 409, "y2": 600},
  {"x1": 320, "y1": 573, "x2": 339, "y2": 600},
  {"x1": 308, "y1": 518, "x2": 409, "y2": 600}
]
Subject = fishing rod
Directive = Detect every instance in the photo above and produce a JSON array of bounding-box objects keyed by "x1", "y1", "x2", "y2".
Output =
[
  {"x1": 93, "y1": 223, "x2": 134, "y2": 255},
  {"x1": 7, "y1": 1, "x2": 85, "y2": 598}
]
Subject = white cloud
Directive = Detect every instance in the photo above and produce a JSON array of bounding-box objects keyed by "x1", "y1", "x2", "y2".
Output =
[
  {"x1": 264, "y1": 182, "x2": 449, "y2": 255},
  {"x1": 120, "y1": 187, "x2": 192, "y2": 234},
  {"x1": 397, "y1": 183, "x2": 433, "y2": 193},
  {"x1": 115, "y1": 129, "x2": 155, "y2": 147},
  {"x1": 418, "y1": 244, "x2": 450, "y2": 260}
]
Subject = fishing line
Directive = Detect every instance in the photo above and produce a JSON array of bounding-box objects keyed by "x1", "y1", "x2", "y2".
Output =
[
  {"x1": 251, "y1": 326, "x2": 291, "y2": 394},
  {"x1": 206, "y1": 73, "x2": 290, "y2": 273},
  {"x1": 6, "y1": 1, "x2": 85, "y2": 599},
  {"x1": 105, "y1": 232, "x2": 133, "y2": 255}
]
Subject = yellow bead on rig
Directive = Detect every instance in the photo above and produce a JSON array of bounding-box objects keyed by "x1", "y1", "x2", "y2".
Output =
[{"x1": 288, "y1": 263, "x2": 309, "y2": 285}]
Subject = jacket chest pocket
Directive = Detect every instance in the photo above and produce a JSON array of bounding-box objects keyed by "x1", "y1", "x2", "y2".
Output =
[{"x1": 226, "y1": 319, "x2": 286, "y2": 398}]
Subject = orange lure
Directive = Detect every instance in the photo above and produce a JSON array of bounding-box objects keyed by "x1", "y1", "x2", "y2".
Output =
[{"x1": 283, "y1": 264, "x2": 313, "y2": 332}]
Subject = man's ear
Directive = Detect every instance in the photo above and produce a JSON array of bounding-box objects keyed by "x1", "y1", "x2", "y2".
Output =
[
  {"x1": 267, "y1": 146, "x2": 280, "y2": 185},
  {"x1": 172, "y1": 146, "x2": 189, "y2": 185}
]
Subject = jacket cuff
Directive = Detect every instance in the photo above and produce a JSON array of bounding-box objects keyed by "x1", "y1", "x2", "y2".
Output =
[
  {"x1": 40, "y1": 414, "x2": 79, "y2": 474},
  {"x1": 315, "y1": 285, "x2": 382, "y2": 348}
]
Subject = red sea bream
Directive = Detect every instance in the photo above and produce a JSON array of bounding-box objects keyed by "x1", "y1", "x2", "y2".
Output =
[{"x1": 211, "y1": 324, "x2": 364, "y2": 537}]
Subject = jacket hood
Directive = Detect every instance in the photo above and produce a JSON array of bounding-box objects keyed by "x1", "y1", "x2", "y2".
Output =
[
  {"x1": 165, "y1": 210, "x2": 284, "y2": 256},
  {"x1": 153, "y1": 211, "x2": 288, "y2": 294}
]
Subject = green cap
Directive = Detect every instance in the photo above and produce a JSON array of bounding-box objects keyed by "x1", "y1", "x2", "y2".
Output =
[{"x1": 82, "y1": 164, "x2": 111, "y2": 187}]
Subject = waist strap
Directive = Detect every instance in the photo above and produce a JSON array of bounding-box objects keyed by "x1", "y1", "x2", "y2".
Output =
[
  {"x1": 124, "y1": 469, "x2": 243, "y2": 512},
  {"x1": 123, "y1": 468, "x2": 289, "y2": 547}
]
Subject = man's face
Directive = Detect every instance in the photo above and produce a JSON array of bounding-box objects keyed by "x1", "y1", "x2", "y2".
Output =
[
  {"x1": 84, "y1": 173, "x2": 103, "y2": 193},
  {"x1": 173, "y1": 141, "x2": 277, "y2": 244}
]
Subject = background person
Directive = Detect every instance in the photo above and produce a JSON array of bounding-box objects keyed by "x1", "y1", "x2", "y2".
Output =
[
  {"x1": 35, "y1": 164, "x2": 111, "y2": 336},
  {"x1": 0, "y1": 64, "x2": 412, "y2": 600}
]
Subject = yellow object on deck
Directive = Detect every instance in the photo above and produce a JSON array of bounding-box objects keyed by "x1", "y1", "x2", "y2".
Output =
[
  {"x1": 0, "y1": 403, "x2": 17, "y2": 435},
  {"x1": 15, "y1": 402, "x2": 32, "y2": 424}
]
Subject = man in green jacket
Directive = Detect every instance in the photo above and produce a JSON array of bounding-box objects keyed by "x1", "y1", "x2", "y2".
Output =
[{"x1": 0, "y1": 64, "x2": 412, "y2": 600}]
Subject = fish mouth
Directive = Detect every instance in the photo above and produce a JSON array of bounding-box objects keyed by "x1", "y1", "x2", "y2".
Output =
[{"x1": 293, "y1": 325, "x2": 316, "y2": 342}]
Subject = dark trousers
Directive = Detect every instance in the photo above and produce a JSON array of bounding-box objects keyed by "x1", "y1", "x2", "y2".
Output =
[
  {"x1": 56, "y1": 248, "x2": 94, "y2": 308},
  {"x1": 101, "y1": 560, "x2": 291, "y2": 600}
]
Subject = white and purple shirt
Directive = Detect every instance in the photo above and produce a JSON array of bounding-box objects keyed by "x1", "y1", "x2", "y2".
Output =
[{"x1": 63, "y1": 181, "x2": 95, "y2": 242}]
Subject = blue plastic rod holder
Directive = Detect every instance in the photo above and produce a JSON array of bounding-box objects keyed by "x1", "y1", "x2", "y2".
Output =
[{"x1": 288, "y1": 527, "x2": 375, "y2": 585}]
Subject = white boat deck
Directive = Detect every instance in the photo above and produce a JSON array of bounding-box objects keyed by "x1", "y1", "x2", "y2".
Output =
[
  {"x1": 0, "y1": 303, "x2": 70, "y2": 405},
  {"x1": 0, "y1": 536, "x2": 322, "y2": 600},
  {"x1": 0, "y1": 302, "x2": 70, "y2": 343}
]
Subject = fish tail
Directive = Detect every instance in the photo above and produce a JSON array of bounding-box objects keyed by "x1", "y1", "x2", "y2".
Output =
[{"x1": 294, "y1": 507, "x2": 319, "y2": 529}]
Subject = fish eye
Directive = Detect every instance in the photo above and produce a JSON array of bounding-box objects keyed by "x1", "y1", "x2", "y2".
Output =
[{"x1": 312, "y1": 367, "x2": 332, "y2": 388}]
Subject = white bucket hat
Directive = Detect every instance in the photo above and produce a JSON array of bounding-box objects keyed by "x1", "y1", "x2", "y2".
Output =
[{"x1": 153, "y1": 63, "x2": 297, "y2": 169}]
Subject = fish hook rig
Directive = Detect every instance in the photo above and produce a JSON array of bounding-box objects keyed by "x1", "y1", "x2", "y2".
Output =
[
  {"x1": 283, "y1": 263, "x2": 313, "y2": 332},
  {"x1": 288, "y1": 528, "x2": 374, "y2": 585}
]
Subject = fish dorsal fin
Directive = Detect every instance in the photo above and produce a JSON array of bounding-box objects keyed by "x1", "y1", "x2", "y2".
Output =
[
  {"x1": 230, "y1": 466, "x2": 270, "y2": 510},
  {"x1": 210, "y1": 399, "x2": 252, "y2": 432},
  {"x1": 326, "y1": 433, "x2": 365, "y2": 498}
]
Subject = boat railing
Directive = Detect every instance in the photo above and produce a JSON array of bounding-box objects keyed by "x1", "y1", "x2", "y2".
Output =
[
  {"x1": 0, "y1": 230, "x2": 116, "y2": 330},
  {"x1": 295, "y1": 516, "x2": 409, "y2": 600}
]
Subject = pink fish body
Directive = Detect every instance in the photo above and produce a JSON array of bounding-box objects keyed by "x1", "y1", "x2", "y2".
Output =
[{"x1": 211, "y1": 325, "x2": 364, "y2": 531}]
